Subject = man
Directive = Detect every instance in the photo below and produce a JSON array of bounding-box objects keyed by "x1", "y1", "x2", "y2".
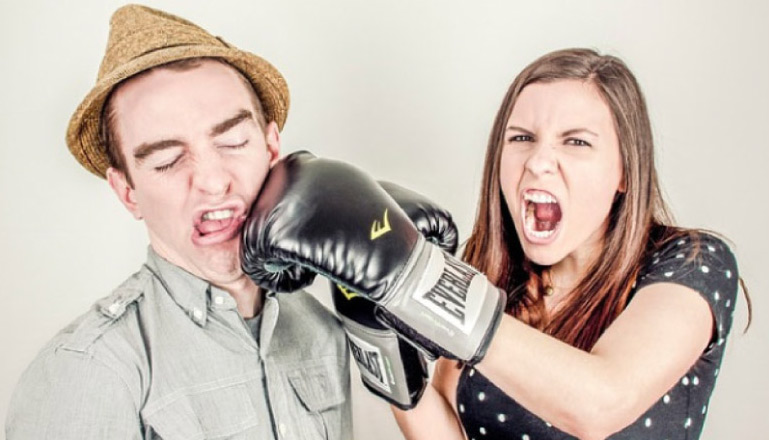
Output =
[{"x1": 6, "y1": 5, "x2": 351, "y2": 439}]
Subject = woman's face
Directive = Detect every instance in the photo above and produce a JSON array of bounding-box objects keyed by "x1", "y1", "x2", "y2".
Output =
[{"x1": 499, "y1": 79, "x2": 624, "y2": 268}]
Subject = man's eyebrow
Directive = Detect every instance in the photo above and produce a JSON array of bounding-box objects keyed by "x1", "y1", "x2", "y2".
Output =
[
  {"x1": 133, "y1": 139, "x2": 184, "y2": 163},
  {"x1": 209, "y1": 109, "x2": 253, "y2": 137}
]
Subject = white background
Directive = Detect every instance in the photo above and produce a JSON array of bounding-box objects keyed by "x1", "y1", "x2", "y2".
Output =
[{"x1": 0, "y1": 1, "x2": 766, "y2": 439}]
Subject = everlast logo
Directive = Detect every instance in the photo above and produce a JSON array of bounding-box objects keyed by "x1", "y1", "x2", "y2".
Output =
[
  {"x1": 350, "y1": 341, "x2": 385, "y2": 386},
  {"x1": 370, "y1": 208, "x2": 391, "y2": 240},
  {"x1": 422, "y1": 256, "x2": 474, "y2": 326}
]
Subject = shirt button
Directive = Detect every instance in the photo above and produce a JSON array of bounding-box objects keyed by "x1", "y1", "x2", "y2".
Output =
[
  {"x1": 193, "y1": 308, "x2": 203, "y2": 320},
  {"x1": 108, "y1": 302, "x2": 121, "y2": 315},
  {"x1": 214, "y1": 296, "x2": 224, "y2": 305},
  {"x1": 279, "y1": 423, "x2": 287, "y2": 436}
]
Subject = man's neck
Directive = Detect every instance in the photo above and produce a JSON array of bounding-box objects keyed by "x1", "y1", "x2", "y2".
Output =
[{"x1": 216, "y1": 276, "x2": 264, "y2": 318}]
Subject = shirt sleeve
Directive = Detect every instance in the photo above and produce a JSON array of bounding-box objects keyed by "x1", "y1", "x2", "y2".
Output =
[
  {"x1": 635, "y1": 232, "x2": 740, "y2": 350},
  {"x1": 6, "y1": 347, "x2": 142, "y2": 440}
]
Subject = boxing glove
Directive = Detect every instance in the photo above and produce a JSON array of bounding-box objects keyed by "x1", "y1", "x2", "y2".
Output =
[
  {"x1": 333, "y1": 181, "x2": 457, "y2": 409},
  {"x1": 242, "y1": 151, "x2": 505, "y2": 364}
]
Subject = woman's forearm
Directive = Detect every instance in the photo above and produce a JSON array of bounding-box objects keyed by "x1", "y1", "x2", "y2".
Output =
[{"x1": 391, "y1": 384, "x2": 466, "y2": 440}]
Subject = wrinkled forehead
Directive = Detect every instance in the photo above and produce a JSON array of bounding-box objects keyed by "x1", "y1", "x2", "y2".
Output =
[
  {"x1": 509, "y1": 80, "x2": 615, "y2": 133},
  {"x1": 110, "y1": 61, "x2": 261, "y2": 153},
  {"x1": 117, "y1": 59, "x2": 255, "y2": 105},
  {"x1": 109, "y1": 58, "x2": 263, "y2": 127}
]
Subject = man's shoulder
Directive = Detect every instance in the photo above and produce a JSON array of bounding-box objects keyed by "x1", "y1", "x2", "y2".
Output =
[
  {"x1": 30, "y1": 266, "x2": 156, "y2": 376},
  {"x1": 9, "y1": 267, "x2": 156, "y2": 424}
]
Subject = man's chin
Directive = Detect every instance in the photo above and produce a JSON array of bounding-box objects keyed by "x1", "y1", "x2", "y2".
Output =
[{"x1": 180, "y1": 240, "x2": 245, "y2": 284}]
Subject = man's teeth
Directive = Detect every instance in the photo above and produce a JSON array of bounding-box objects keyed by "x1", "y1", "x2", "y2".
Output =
[
  {"x1": 202, "y1": 209, "x2": 234, "y2": 221},
  {"x1": 524, "y1": 192, "x2": 557, "y2": 204}
]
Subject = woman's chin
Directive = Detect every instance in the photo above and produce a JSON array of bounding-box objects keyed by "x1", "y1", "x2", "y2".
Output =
[
  {"x1": 526, "y1": 252, "x2": 563, "y2": 267},
  {"x1": 520, "y1": 241, "x2": 564, "y2": 267},
  {"x1": 518, "y1": 229, "x2": 564, "y2": 266}
]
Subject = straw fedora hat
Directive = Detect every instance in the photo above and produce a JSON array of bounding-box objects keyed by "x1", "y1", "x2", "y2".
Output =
[{"x1": 66, "y1": 4, "x2": 290, "y2": 178}]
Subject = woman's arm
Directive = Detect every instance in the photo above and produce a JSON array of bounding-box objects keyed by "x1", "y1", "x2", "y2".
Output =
[
  {"x1": 477, "y1": 282, "x2": 713, "y2": 439},
  {"x1": 391, "y1": 357, "x2": 466, "y2": 440}
]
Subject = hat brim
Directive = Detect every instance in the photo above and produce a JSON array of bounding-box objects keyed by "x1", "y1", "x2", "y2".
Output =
[{"x1": 66, "y1": 44, "x2": 289, "y2": 178}]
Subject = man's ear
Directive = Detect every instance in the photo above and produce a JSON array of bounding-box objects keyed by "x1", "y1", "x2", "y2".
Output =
[
  {"x1": 107, "y1": 167, "x2": 142, "y2": 220},
  {"x1": 264, "y1": 121, "x2": 281, "y2": 167}
]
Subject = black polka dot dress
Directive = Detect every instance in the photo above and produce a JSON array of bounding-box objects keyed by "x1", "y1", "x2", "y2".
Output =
[{"x1": 457, "y1": 233, "x2": 739, "y2": 439}]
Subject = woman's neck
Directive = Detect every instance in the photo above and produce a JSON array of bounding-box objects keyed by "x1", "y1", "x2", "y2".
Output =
[{"x1": 542, "y1": 246, "x2": 600, "y2": 311}]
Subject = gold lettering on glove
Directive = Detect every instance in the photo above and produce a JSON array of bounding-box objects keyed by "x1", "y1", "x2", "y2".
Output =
[
  {"x1": 370, "y1": 208, "x2": 391, "y2": 240},
  {"x1": 337, "y1": 284, "x2": 359, "y2": 300}
]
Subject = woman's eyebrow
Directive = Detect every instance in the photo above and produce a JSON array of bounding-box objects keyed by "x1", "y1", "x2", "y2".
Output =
[
  {"x1": 505, "y1": 126, "x2": 534, "y2": 135},
  {"x1": 561, "y1": 128, "x2": 599, "y2": 138}
]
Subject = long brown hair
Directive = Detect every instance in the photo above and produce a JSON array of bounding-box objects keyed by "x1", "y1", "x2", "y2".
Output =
[{"x1": 464, "y1": 48, "x2": 704, "y2": 351}]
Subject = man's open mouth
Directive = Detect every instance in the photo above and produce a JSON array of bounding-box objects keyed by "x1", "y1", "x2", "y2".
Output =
[
  {"x1": 192, "y1": 204, "x2": 248, "y2": 246},
  {"x1": 196, "y1": 208, "x2": 236, "y2": 236}
]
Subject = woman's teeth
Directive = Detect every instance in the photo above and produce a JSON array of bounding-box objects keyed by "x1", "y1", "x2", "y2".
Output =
[
  {"x1": 527, "y1": 225, "x2": 556, "y2": 239},
  {"x1": 524, "y1": 192, "x2": 557, "y2": 204}
]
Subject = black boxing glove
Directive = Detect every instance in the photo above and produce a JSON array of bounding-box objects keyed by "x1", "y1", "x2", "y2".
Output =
[
  {"x1": 333, "y1": 285, "x2": 428, "y2": 410},
  {"x1": 333, "y1": 181, "x2": 457, "y2": 409},
  {"x1": 377, "y1": 181, "x2": 458, "y2": 254},
  {"x1": 241, "y1": 151, "x2": 505, "y2": 364}
]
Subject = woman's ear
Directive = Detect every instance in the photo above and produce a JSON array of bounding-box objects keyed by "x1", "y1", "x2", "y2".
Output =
[{"x1": 617, "y1": 172, "x2": 627, "y2": 193}]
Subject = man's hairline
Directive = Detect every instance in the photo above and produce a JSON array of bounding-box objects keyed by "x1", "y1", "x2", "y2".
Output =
[{"x1": 102, "y1": 57, "x2": 270, "y2": 185}]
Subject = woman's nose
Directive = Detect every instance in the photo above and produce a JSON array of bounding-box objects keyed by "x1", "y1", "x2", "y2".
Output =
[{"x1": 524, "y1": 142, "x2": 558, "y2": 177}]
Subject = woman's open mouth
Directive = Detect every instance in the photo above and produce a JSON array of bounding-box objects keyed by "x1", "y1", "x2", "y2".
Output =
[{"x1": 522, "y1": 190, "x2": 562, "y2": 242}]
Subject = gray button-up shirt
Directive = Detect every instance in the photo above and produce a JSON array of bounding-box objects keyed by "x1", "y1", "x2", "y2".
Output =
[{"x1": 7, "y1": 249, "x2": 351, "y2": 439}]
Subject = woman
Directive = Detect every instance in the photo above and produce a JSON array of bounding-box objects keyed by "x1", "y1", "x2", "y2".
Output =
[{"x1": 392, "y1": 48, "x2": 750, "y2": 440}]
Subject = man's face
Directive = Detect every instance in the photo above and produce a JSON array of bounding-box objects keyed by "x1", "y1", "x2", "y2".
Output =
[{"x1": 106, "y1": 60, "x2": 280, "y2": 285}]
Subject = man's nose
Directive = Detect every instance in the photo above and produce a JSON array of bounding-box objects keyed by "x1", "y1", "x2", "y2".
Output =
[
  {"x1": 524, "y1": 142, "x2": 558, "y2": 177},
  {"x1": 191, "y1": 153, "x2": 231, "y2": 196}
]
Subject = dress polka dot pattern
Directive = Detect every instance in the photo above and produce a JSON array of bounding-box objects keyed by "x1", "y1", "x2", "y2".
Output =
[{"x1": 456, "y1": 233, "x2": 739, "y2": 439}]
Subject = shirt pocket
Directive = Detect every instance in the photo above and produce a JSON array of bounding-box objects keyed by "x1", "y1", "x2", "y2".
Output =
[
  {"x1": 143, "y1": 381, "x2": 259, "y2": 440},
  {"x1": 287, "y1": 358, "x2": 347, "y2": 440}
]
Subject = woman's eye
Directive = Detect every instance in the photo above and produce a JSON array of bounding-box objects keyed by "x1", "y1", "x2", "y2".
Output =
[
  {"x1": 566, "y1": 138, "x2": 591, "y2": 147},
  {"x1": 507, "y1": 134, "x2": 533, "y2": 143}
]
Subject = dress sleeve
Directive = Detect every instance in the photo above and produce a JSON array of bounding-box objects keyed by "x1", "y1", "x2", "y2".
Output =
[
  {"x1": 6, "y1": 348, "x2": 142, "y2": 440},
  {"x1": 635, "y1": 232, "x2": 740, "y2": 352}
]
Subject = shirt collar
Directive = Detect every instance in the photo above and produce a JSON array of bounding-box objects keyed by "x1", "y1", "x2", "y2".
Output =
[
  {"x1": 144, "y1": 247, "x2": 211, "y2": 326},
  {"x1": 260, "y1": 292, "x2": 280, "y2": 356}
]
